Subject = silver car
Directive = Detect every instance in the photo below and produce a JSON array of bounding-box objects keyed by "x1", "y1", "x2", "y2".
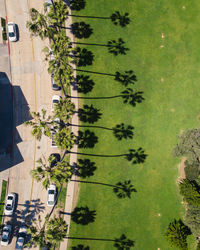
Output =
[
  {"x1": 1, "y1": 224, "x2": 12, "y2": 246},
  {"x1": 47, "y1": 184, "x2": 57, "y2": 206},
  {"x1": 4, "y1": 193, "x2": 16, "y2": 216},
  {"x1": 7, "y1": 22, "x2": 17, "y2": 42}
]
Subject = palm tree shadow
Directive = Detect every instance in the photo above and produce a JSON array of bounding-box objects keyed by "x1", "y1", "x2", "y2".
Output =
[
  {"x1": 77, "y1": 130, "x2": 98, "y2": 148},
  {"x1": 72, "y1": 47, "x2": 94, "y2": 67},
  {"x1": 71, "y1": 22, "x2": 93, "y2": 39},
  {"x1": 65, "y1": 0, "x2": 86, "y2": 10},
  {"x1": 78, "y1": 104, "x2": 102, "y2": 124},
  {"x1": 72, "y1": 245, "x2": 90, "y2": 250},
  {"x1": 71, "y1": 206, "x2": 96, "y2": 225},
  {"x1": 73, "y1": 158, "x2": 97, "y2": 178},
  {"x1": 67, "y1": 234, "x2": 135, "y2": 249},
  {"x1": 72, "y1": 75, "x2": 95, "y2": 94}
]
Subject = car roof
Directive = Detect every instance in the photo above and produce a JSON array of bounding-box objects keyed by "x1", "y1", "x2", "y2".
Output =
[
  {"x1": 7, "y1": 23, "x2": 15, "y2": 32},
  {"x1": 49, "y1": 184, "x2": 56, "y2": 190}
]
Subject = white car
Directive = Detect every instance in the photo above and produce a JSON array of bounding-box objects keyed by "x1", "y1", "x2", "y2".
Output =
[
  {"x1": 7, "y1": 22, "x2": 17, "y2": 42},
  {"x1": 4, "y1": 193, "x2": 16, "y2": 216},
  {"x1": 52, "y1": 95, "x2": 60, "y2": 111},
  {"x1": 47, "y1": 184, "x2": 57, "y2": 206},
  {"x1": 1, "y1": 224, "x2": 12, "y2": 246},
  {"x1": 15, "y1": 226, "x2": 27, "y2": 250},
  {"x1": 51, "y1": 118, "x2": 60, "y2": 148}
]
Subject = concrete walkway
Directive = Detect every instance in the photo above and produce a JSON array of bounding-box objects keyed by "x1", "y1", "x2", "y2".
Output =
[{"x1": 59, "y1": 5, "x2": 79, "y2": 250}]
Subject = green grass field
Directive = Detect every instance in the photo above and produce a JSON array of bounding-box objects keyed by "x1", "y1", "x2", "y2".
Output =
[
  {"x1": 69, "y1": 1, "x2": 200, "y2": 249},
  {"x1": 0, "y1": 180, "x2": 7, "y2": 226}
]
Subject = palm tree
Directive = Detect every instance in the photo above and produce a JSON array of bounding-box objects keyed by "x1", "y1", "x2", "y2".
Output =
[
  {"x1": 54, "y1": 98, "x2": 75, "y2": 122},
  {"x1": 26, "y1": 214, "x2": 67, "y2": 248},
  {"x1": 107, "y1": 38, "x2": 129, "y2": 56},
  {"x1": 26, "y1": 8, "x2": 55, "y2": 40},
  {"x1": 110, "y1": 11, "x2": 130, "y2": 27},
  {"x1": 55, "y1": 127, "x2": 76, "y2": 150},
  {"x1": 113, "y1": 180, "x2": 136, "y2": 198},
  {"x1": 47, "y1": 0, "x2": 69, "y2": 28},
  {"x1": 45, "y1": 216, "x2": 68, "y2": 247},
  {"x1": 26, "y1": 215, "x2": 48, "y2": 248},
  {"x1": 31, "y1": 156, "x2": 72, "y2": 189},
  {"x1": 24, "y1": 109, "x2": 53, "y2": 140},
  {"x1": 115, "y1": 70, "x2": 137, "y2": 86}
]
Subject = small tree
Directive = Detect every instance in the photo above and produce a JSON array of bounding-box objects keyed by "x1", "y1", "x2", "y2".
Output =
[
  {"x1": 173, "y1": 129, "x2": 200, "y2": 165},
  {"x1": 179, "y1": 179, "x2": 200, "y2": 206},
  {"x1": 165, "y1": 219, "x2": 191, "y2": 250},
  {"x1": 185, "y1": 204, "x2": 200, "y2": 237}
]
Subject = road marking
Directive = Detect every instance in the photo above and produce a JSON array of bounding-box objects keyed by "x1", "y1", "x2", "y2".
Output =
[{"x1": 25, "y1": 0, "x2": 37, "y2": 224}]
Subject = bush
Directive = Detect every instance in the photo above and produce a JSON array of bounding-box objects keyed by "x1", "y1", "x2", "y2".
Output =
[{"x1": 185, "y1": 161, "x2": 199, "y2": 181}]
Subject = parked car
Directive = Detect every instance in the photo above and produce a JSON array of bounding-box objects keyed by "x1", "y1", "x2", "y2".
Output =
[
  {"x1": 49, "y1": 153, "x2": 61, "y2": 168},
  {"x1": 7, "y1": 22, "x2": 17, "y2": 42},
  {"x1": 52, "y1": 95, "x2": 60, "y2": 111},
  {"x1": 51, "y1": 73, "x2": 61, "y2": 91},
  {"x1": 47, "y1": 184, "x2": 57, "y2": 206},
  {"x1": 4, "y1": 193, "x2": 16, "y2": 216},
  {"x1": 15, "y1": 226, "x2": 27, "y2": 250},
  {"x1": 51, "y1": 118, "x2": 60, "y2": 148},
  {"x1": 1, "y1": 224, "x2": 12, "y2": 246}
]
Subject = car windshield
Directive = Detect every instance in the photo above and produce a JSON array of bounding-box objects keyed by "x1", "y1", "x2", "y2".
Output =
[
  {"x1": 2, "y1": 237, "x2": 8, "y2": 242},
  {"x1": 6, "y1": 205, "x2": 12, "y2": 210},
  {"x1": 8, "y1": 196, "x2": 13, "y2": 200},
  {"x1": 53, "y1": 83, "x2": 59, "y2": 88},
  {"x1": 9, "y1": 32, "x2": 15, "y2": 37},
  {"x1": 48, "y1": 190, "x2": 55, "y2": 194}
]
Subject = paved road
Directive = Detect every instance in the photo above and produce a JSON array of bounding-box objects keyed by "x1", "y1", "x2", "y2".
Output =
[{"x1": 2, "y1": 0, "x2": 61, "y2": 249}]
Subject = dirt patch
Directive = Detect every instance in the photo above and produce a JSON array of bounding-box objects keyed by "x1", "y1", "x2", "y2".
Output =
[{"x1": 178, "y1": 157, "x2": 186, "y2": 180}]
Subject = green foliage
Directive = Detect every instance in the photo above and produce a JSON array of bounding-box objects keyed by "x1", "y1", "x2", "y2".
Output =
[
  {"x1": 46, "y1": 216, "x2": 68, "y2": 247},
  {"x1": 26, "y1": 215, "x2": 67, "y2": 248},
  {"x1": 197, "y1": 242, "x2": 200, "y2": 250},
  {"x1": 0, "y1": 180, "x2": 7, "y2": 226},
  {"x1": 185, "y1": 161, "x2": 200, "y2": 181},
  {"x1": 31, "y1": 156, "x2": 72, "y2": 189},
  {"x1": 165, "y1": 219, "x2": 191, "y2": 250},
  {"x1": 24, "y1": 109, "x2": 52, "y2": 141},
  {"x1": 185, "y1": 205, "x2": 200, "y2": 237},
  {"x1": 179, "y1": 179, "x2": 200, "y2": 206},
  {"x1": 173, "y1": 129, "x2": 200, "y2": 166},
  {"x1": 55, "y1": 127, "x2": 76, "y2": 150},
  {"x1": 54, "y1": 98, "x2": 75, "y2": 122}
]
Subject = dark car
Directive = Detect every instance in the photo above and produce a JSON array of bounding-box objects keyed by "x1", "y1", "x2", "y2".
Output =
[{"x1": 51, "y1": 73, "x2": 61, "y2": 91}]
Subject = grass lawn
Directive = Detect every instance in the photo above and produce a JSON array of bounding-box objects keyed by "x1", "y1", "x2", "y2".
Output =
[
  {"x1": 0, "y1": 180, "x2": 7, "y2": 226},
  {"x1": 69, "y1": 0, "x2": 200, "y2": 249}
]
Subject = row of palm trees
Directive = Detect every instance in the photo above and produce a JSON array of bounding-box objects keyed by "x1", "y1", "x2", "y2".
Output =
[{"x1": 24, "y1": 0, "x2": 143, "y2": 248}]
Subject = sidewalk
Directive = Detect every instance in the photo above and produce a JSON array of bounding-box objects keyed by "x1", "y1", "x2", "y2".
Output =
[{"x1": 59, "y1": 5, "x2": 79, "y2": 250}]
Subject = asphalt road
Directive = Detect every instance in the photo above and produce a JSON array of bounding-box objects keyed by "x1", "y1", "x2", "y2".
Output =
[{"x1": 1, "y1": 0, "x2": 62, "y2": 249}]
